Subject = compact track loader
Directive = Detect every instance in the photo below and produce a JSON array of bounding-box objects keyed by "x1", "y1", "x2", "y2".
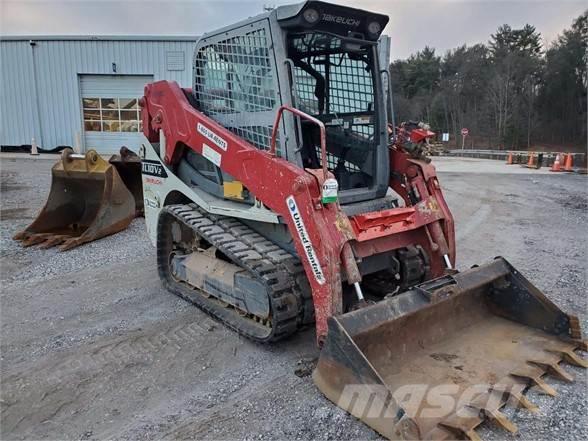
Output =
[
  {"x1": 13, "y1": 147, "x2": 142, "y2": 251},
  {"x1": 134, "y1": 2, "x2": 585, "y2": 439}
]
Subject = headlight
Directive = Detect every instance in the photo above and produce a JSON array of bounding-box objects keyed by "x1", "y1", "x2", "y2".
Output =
[
  {"x1": 367, "y1": 21, "x2": 381, "y2": 35},
  {"x1": 303, "y1": 8, "x2": 320, "y2": 24}
]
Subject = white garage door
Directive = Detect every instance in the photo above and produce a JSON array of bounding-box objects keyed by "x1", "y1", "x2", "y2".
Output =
[{"x1": 80, "y1": 74, "x2": 153, "y2": 154}]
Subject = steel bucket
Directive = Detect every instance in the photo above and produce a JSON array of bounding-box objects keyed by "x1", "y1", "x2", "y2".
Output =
[
  {"x1": 13, "y1": 148, "x2": 136, "y2": 251},
  {"x1": 314, "y1": 258, "x2": 586, "y2": 440},
  {"x1": 109, "y1": 146, "x2": 144, "y2": 216}
]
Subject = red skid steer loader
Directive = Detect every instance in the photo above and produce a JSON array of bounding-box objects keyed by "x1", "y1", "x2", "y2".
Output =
[
  {"x1": 140, "y1": 0, "x2": 586, "y2": 439},
  {"x1": 140, "y1": 2, "x2": 583, "y2": 439}
]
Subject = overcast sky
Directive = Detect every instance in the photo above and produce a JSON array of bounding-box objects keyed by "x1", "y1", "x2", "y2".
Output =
[{"x1": 1, "y1": 0, "x2": 585, "y2": 59}]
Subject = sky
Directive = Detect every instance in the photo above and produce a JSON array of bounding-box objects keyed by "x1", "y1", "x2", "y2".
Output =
[{"x1": 1, "y1": 0, "x2": 586, "y2": 60}]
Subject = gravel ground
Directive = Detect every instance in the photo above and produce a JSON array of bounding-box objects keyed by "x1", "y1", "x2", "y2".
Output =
[{"x1": 1, "y1": 155, "x2": 586, "y2": 440}]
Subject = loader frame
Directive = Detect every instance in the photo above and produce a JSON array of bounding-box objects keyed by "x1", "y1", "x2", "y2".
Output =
[{"x1": 141, "y1": 80, "x2": 455, "y2": 343}]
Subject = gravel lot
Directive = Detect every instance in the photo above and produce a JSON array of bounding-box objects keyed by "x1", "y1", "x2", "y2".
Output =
[{"x1": 1, "y1": 155, "x2": 586, "y2": 440}]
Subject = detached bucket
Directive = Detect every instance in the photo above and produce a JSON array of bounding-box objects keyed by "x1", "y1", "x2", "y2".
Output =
[
  {"x1": 109, "y1": 146, "x2": 144, "y2": 216},
  {"x1": 314, "y1": 258, "x2": 586, "y2": 440},
  {"x1": 13, "y1": 148, "x2": 136, "y2": 251}
]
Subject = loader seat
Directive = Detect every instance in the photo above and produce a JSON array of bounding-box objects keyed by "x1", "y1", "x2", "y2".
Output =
[
  {"x1": 299, "y1": 120, "x2": 373, "y2": 191},
  {"x1": 300, "y1": 121, "x2": 321, "y2": 169}
]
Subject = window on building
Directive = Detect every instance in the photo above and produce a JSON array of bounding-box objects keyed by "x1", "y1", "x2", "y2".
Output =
[{"x1": 83, "y1": 98, "x2": 141, "y2": 132}]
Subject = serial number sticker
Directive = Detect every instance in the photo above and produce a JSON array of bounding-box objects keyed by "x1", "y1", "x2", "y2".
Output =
[
  {"x1": 197, "y1": 122, "x2": 227, "y2": 151},
  {"x1": 202, "y1": 143, "x2": 222, "y2": 167},
  {"x1": 353, "y1": 116, "x2": 371, "y2": 125},
  {"x1": 325, "y1": 118, "x2": 344, "y2": 126}
]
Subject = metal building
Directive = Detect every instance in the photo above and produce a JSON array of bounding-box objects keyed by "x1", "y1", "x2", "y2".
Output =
[{"x1": 0, "y1": 36, "x2": 197, "y2": 154}]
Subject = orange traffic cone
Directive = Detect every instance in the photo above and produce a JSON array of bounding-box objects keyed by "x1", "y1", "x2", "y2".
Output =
[
  {"x1": 506, "y1": 152, "x2": 514, "y2": 164},
  {"x1": 563, "y1": 153, "x2": 574, "y2": 172},
  {"x1": 550, "y1": 153, "x2": 563, "y2": 172},
  {"x1": 524, "y1": 152, "x2": 535, "y2": 168}
]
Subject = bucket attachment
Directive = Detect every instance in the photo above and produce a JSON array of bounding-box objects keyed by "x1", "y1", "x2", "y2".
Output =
[
  {"x1": 13, "y1": 148, "x2": 136, "y2": 251},
  {"x1": 314, "y1": 257, "x2": 586, "y2": 440},
  {"x1": 109, "y1": 146, "x2": 144, "y2": 216}
]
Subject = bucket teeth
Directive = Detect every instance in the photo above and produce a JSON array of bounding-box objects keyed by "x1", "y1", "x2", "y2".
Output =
[
  {"x1": 12, "y1": 230, "x2": 27, "y2": 240},
  {"x1": 457, "y1": 429, "x2": 482, "y2": 441},
  {"x1": 491, "y1": 386, "x2": 539, "y2": 414},
  {"x1": 437, "y1": 419, "x2": 482, "y2": 441},
  {"x1": 22, "y1": 233, "x2": 51, "y2": 247},
  {"x1": 59, "y1": 238, "x2": 81, "y2": 252},
  {"x1": 465, "y1": 391, "x2": 518, "y2": 434},
  {"x1": 15, "y1": 232, "x2": 75, "y2": 250},
  {"x1": 437, "y1": 425, "x2": 482, "y2": 441},
  {"x1": 38, "y1": 235, "x2": 68, "y2": 249},
  {"x1": 528, "y1": 360, "x2": 574, "y2": 383},
  {"x1": 510, "y1": 370, "x2": 557, "y2": 396},
  {"x1": 435, "y1": 406, "x2": 483, "y2": 441},
  {"x1": 547, "y1": 348, "x2": 588, "y2": 368},
  {"x1": 477, "y1": 408, "x2": 517, "y2": 433}
]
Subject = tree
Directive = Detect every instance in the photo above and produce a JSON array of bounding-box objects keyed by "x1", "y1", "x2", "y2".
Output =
[
  {"x1": 438, "y1": 44, "x2": 492, "y2": 145},
  {"x1": 536, "y1": 11, "x2": 587, "y2": 146},
  {"x1": 390, "y1": 47, "x2": 441, "y2": 124},
  {"x1": 488, "y1": 24, "x2": 542, "y2": 148},
  {"x1": 389, "y1": 13, "x2": 587, "y2": 150}
]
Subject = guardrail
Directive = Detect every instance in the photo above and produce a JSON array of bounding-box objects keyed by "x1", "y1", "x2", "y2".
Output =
[{"x1": 445, "y1": 149, "x2": 586, "y2": 168}]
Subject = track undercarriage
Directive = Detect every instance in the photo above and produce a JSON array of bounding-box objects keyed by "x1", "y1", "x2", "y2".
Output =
[
  {"x1": 157, "y1": 204, "x2": 432, "y2": 342},
  {"x1": 157, "y1": 204, "x2": 312, "y2": 342}
]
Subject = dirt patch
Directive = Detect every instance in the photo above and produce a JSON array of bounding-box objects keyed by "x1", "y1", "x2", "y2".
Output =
[
  {"x1": 0, "y1": 182, "x2": 29, "y2": 192},
  {"x1": 559, "y1": 197, "x2": 588, "y2": 211},
  {"x1": 0, "y1": 171, "x2": 30, "y2": 192},
  {"x1": 430, "y1": 353, "x2": 459, "y2": 362},
  {"x1": 0, "y1": 207, "x2": 30, "y2": 220}
]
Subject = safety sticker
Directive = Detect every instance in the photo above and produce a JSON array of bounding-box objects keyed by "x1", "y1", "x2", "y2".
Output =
[{"x1": 202, "y1": 143, "x2": 222, "y2": 167}]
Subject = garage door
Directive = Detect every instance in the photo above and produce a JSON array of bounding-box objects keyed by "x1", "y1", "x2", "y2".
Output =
[{"x1": 80, "y1": 74, "x2": 153, "y2": 154}]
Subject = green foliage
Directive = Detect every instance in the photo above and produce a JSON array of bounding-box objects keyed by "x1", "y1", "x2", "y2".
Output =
[{"x1": 390, "y1": 12, "x2": 587, "y2": 149}]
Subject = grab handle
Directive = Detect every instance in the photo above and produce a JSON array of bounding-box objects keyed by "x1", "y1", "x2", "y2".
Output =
[{"x1": 270, "y1": 105, "x2": 327, "y2": 177}]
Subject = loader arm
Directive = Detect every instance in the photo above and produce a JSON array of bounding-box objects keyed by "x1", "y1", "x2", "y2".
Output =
[{"x1": 141, "y1": 80, "x2": 455, "y2": 343}]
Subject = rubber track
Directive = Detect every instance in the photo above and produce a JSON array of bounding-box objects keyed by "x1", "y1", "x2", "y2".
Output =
[{"x1": 157, "y1": 204, "x2": 313, "y2": 342}]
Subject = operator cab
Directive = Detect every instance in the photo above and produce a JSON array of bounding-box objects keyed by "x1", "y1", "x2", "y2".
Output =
[
  {"x1": 190, "y1": 1, "x2": 390, "y2": 207},
  {"x1": 278, "y1": 1, "x2": 390, "y2": 203}
]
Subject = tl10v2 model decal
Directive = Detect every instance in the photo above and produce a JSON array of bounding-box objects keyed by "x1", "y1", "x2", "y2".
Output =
[{"x1": 142, "y1": 160, "x2": 168, "y2": 178}]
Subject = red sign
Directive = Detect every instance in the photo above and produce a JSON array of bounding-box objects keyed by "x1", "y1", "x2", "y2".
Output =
[{"x1": 461, "y1": 128, "x2": 469, "y2": 136}]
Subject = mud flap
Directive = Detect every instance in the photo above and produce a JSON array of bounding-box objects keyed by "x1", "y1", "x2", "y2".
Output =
[
  {"x1": 13, "y1": 148, "x2": 136, "y2": 251},
  {"x1": 314, "y1": 257, "x2": 586, "y2": 440}
]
